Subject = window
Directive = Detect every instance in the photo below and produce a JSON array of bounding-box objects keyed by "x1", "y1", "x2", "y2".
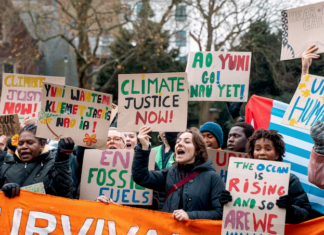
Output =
[
  {"x1": 179, "y1": 56, "x2": 188, "y2": 63},
  {"x1": 137, "y1": 3, "x2": 142, "y2": 20},
  {"x1": 176, "y1": 31, "x2": 186, "y2": 47},
  {"x1": 176, "y1": 5, "x2": 186, "y2": 21},
  {"x1": 3, "y1": 64, "x2": 14, "y2": 73}
]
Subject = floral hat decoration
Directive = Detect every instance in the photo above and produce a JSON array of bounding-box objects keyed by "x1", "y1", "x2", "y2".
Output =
[{"x1": 11, "y1": 134, "x2": 19, "y2": 147}]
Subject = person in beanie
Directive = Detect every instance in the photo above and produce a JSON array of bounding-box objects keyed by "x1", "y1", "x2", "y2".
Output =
[{"x1": 199, "y1": 122, "x2": 223, "y2": 149}]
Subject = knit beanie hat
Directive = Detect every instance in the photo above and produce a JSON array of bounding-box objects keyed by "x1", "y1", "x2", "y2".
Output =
[{"x1": 199, "y1": 122, "x2": 223, "y2": 147}]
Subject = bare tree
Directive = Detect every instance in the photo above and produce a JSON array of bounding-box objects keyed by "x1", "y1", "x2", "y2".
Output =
[
  {"x1": 186, "y1": 0, "x2": 293, "y2": 125},
  {"x1": 7, "y1": 0, "x2": 183, "y2": 90}
]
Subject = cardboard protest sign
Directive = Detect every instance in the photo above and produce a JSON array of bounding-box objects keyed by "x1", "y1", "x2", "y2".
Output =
[
  {"x1": 80, "y1": 149, "x2": 155, "y2": 205},
  {"x1": 208, "y1": 149, "x2": 248, "y2": 183},
  {"x1": 36, "y1": 82, "x2": 113, "y2": 150},
  {"x1": 281, "y1": 2, "x2": 324, "y2": 60},
  {"x1": 21, "y1": 183, "x2": 45, "y2": 194},
  {"x1": 0, "y1": 114, "x2": 20, "y2": 137},
  {"x1": 282, "y1": 74, "x2": 324, "y2": 130},
  {"x1": 0, "y1": 191, "x2": 323, "y2": 234},
  {"x1": 222, "y1": 158, "x2": 290, "y2": 235},
  {"x1": 118, "y1": 73, "x2": 188, "y2": 132},
  {"x1": 0, "y1": 73, "x2": 65, "y2": 120},
  {"x1": 186, "y1": 52, "x2": 251, "y2": 101}
]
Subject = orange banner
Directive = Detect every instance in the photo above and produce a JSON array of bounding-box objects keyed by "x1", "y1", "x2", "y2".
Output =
[{"x1": 0, "y1": 191, "x2": 323, "y2": 234}]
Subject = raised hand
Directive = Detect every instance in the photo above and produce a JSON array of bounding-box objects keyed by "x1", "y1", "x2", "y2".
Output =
[
  {"x1": 57, "y1": 137, "x2": 75, "y2": 161},
  {"x1": 137, "y1": 126, "x2": 152, "y2": 150},
  {"x1": 310, "y1": 120, "x2": 324, "y2": 154},
  {"x1": 301, "y1": 45, "x2": 319, "y2": 77}
]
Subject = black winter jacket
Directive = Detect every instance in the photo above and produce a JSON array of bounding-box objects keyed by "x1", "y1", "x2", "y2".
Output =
[
  {"x1": 0, "y1": 150, "x2": 74, "y2": 198},
  {"x1": 286, "y1": 173, "x2": 311, "y2": 224},
  {"x1": 132, "y1": 143, "x2": 225, "y2": 220}
]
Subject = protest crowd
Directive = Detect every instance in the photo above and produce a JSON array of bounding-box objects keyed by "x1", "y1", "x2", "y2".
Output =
[{"x1": 1, "y1": 2, "x2": 324, "y2": 234}]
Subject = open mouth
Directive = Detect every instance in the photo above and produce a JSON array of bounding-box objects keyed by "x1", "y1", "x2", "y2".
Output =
[
  {"x1": 108, "y1": 146, "x2": 117, "y2": 149},
  {"x1": 20, "y1": 152, "x2": 31, "y2": 159},
  {"x1": 126, "y1": 143, "x2": 132, "y2": 148},
  {"x1": 177, "y1": 149, "x2": 185, "y2": 155}
]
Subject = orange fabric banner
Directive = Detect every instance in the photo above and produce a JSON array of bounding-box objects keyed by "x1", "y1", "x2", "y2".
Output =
[{"x1": 0, "y1": 191, "x2": 323, "y2": 234}]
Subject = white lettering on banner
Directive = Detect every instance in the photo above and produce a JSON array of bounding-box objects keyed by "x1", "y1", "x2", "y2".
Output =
[
  {"x1": 9, "y1": 208, "x2": 182, "y2": 235},
  {"x1": 25, "y1": 211, "x2": 57, "y2": 235}
]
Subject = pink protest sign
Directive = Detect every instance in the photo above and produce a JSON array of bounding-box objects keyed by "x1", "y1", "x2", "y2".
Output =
[{"x1": 80, "y1": 149, "x2": 155, "y2": 205}]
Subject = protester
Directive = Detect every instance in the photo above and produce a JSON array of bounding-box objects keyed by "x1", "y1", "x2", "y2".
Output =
[
  {"x1": 132, "y1": 125, "x2": 224, "y2": 221},
  {"x1": 199, "y1": 122, "x2": 223, "y2": 149},
  {"x1": 227, "y1": 122, "x2": 254, "y2": 152},
  {"x1": 96, "y1": 127, "x2": 159, "y2": 210},
  {"x1": 152, "y1": 132, "x2": 175, "y2": 170},
  {"x1": 301, "y1": 44, "x2": 319, "y2": 78},
  {"x1": 6, "y1": 137, "x2": 17, "y2": 156},
  {"x1": 0, "y1": 135, "x2": 7, "y2": 151},
  {"x1": 308, "y1": 120, "x2": 324, "y2": 189},
  {"x1": 221, "y1": 129, "x2": 311, "y2": 224},
  {"x1": 123, "y1": 132, "x2": 137, "y2": 149},
  {"x1": 152, "y1": 131, "x2": 178, "y2": 210},
  {"x1": 107, "y1": 127, "x2": 126, "y2": 149},
  {"x1": 0, "y1": 125, "x2": 74, "y2": 198}
]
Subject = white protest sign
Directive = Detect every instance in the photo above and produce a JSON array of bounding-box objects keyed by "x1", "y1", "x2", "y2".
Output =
[
  {"x1": 0, "y1": 73, "x2": 65, "y2": 120},
  {"x1": 36, "y1": 82, "x2": 112, "y2": 150},
  {"x1": 282, "y1": 74, "x2": 324, "y2": 129},
  {"x1": 281, "y1": 2, "x2": 324, "y2": 60},
  {"x1": 80, "y1": 149, "x2": 155, "y2": 205},
  {"x1": 186, "y1": 51, "x2": 251, "y2": 101},
  {"x1": 208, "y1": 149, "x2": 248, "y2": 183},
  {"x1": 222, "y1": 158, "x2": 290, "y2": 235},
  {"x1": 118, "y1": 73, "x2": 188, "y2": 132}
]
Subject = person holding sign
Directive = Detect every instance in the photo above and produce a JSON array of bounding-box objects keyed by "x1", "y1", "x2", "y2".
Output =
[
  {"x1": 308, "y1": 120, "x2": 324, "y2": 189},
  {"x1": 132, "y1": 126, "x2": 224, "y2": 221},
  {"x1": 0, "y1": 125, "x2": 74, "y2": 198},
  {"x1": 107, "y1": 128, "x2": 126, "y2": 149},
  {"x1": 221, "y1": 129, "x2": 311, "y2": 224}
]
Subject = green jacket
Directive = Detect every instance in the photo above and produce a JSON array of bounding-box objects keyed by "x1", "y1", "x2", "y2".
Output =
[{"x1": 152, "y1": 145, "x2": 174, "y2": 170}]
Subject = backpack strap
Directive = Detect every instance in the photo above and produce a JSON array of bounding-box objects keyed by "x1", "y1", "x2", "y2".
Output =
[
  {"x1": 165, "y1": 172, "x2": 200, "y2": 201},
  {"x1": 22, "y1": 163, "x2": 43, "y2": 187}
]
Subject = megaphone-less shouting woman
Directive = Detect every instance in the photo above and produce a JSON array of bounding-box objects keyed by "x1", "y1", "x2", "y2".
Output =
[{"x1": 132, "y1": 126, "x2": 224, "y2": 221}]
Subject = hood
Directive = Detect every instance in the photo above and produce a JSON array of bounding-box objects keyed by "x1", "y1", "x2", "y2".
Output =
[{"x1": 192, "y1": 160, "x2": 215, "y2": 172}]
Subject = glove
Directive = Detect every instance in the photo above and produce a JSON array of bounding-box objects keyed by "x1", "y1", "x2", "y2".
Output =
[
  {"x1": 57, "y1": 137, "x2": 75, "y2": 161},
  {"x1": 276, "y1": 195, "x2": 293, "y2": 209},
  {"x1": 220, "y1": 189, "x2": 232, "y2": 205},
  {"x1": 227, "y1": 102, "x2": 243, "y2": 120},
  {"x1": 2, "y1": 183, "x2": 20, "y2": 198},
  {"x1": 310, "y1": 120, "x2": 324, "y2": 154}
]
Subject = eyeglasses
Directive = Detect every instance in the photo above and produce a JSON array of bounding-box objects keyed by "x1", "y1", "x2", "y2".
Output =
[{"x1": 107, "y1": 137, "x2": 122, "y2": 142}]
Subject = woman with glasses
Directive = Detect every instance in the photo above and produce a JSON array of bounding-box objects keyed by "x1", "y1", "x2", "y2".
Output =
[{"x1": 106, "y1": 128, "x2": 126, "y2": 149}]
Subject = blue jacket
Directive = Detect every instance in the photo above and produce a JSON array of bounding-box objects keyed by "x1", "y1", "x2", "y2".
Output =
[{"x1": 132, "y1": 143, "x2": 224, "y2": 220}]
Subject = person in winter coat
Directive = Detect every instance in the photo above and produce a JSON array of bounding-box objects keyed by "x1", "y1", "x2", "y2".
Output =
[
  {"x1": 221, "y1": 129, "x2": 311, "y2": 224},
  {"x1": 308, "y1": 120, "x2": 324, "y2": 189},
  {"x1": 199, "y1": 122, "x2": 223, "y2": 150},
  {"x1": 132, "y1": 125, "x2": 225, "y2": 221},
  {"x1": 0, "y1": 125, "x2": 74, "y2": 198}
]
